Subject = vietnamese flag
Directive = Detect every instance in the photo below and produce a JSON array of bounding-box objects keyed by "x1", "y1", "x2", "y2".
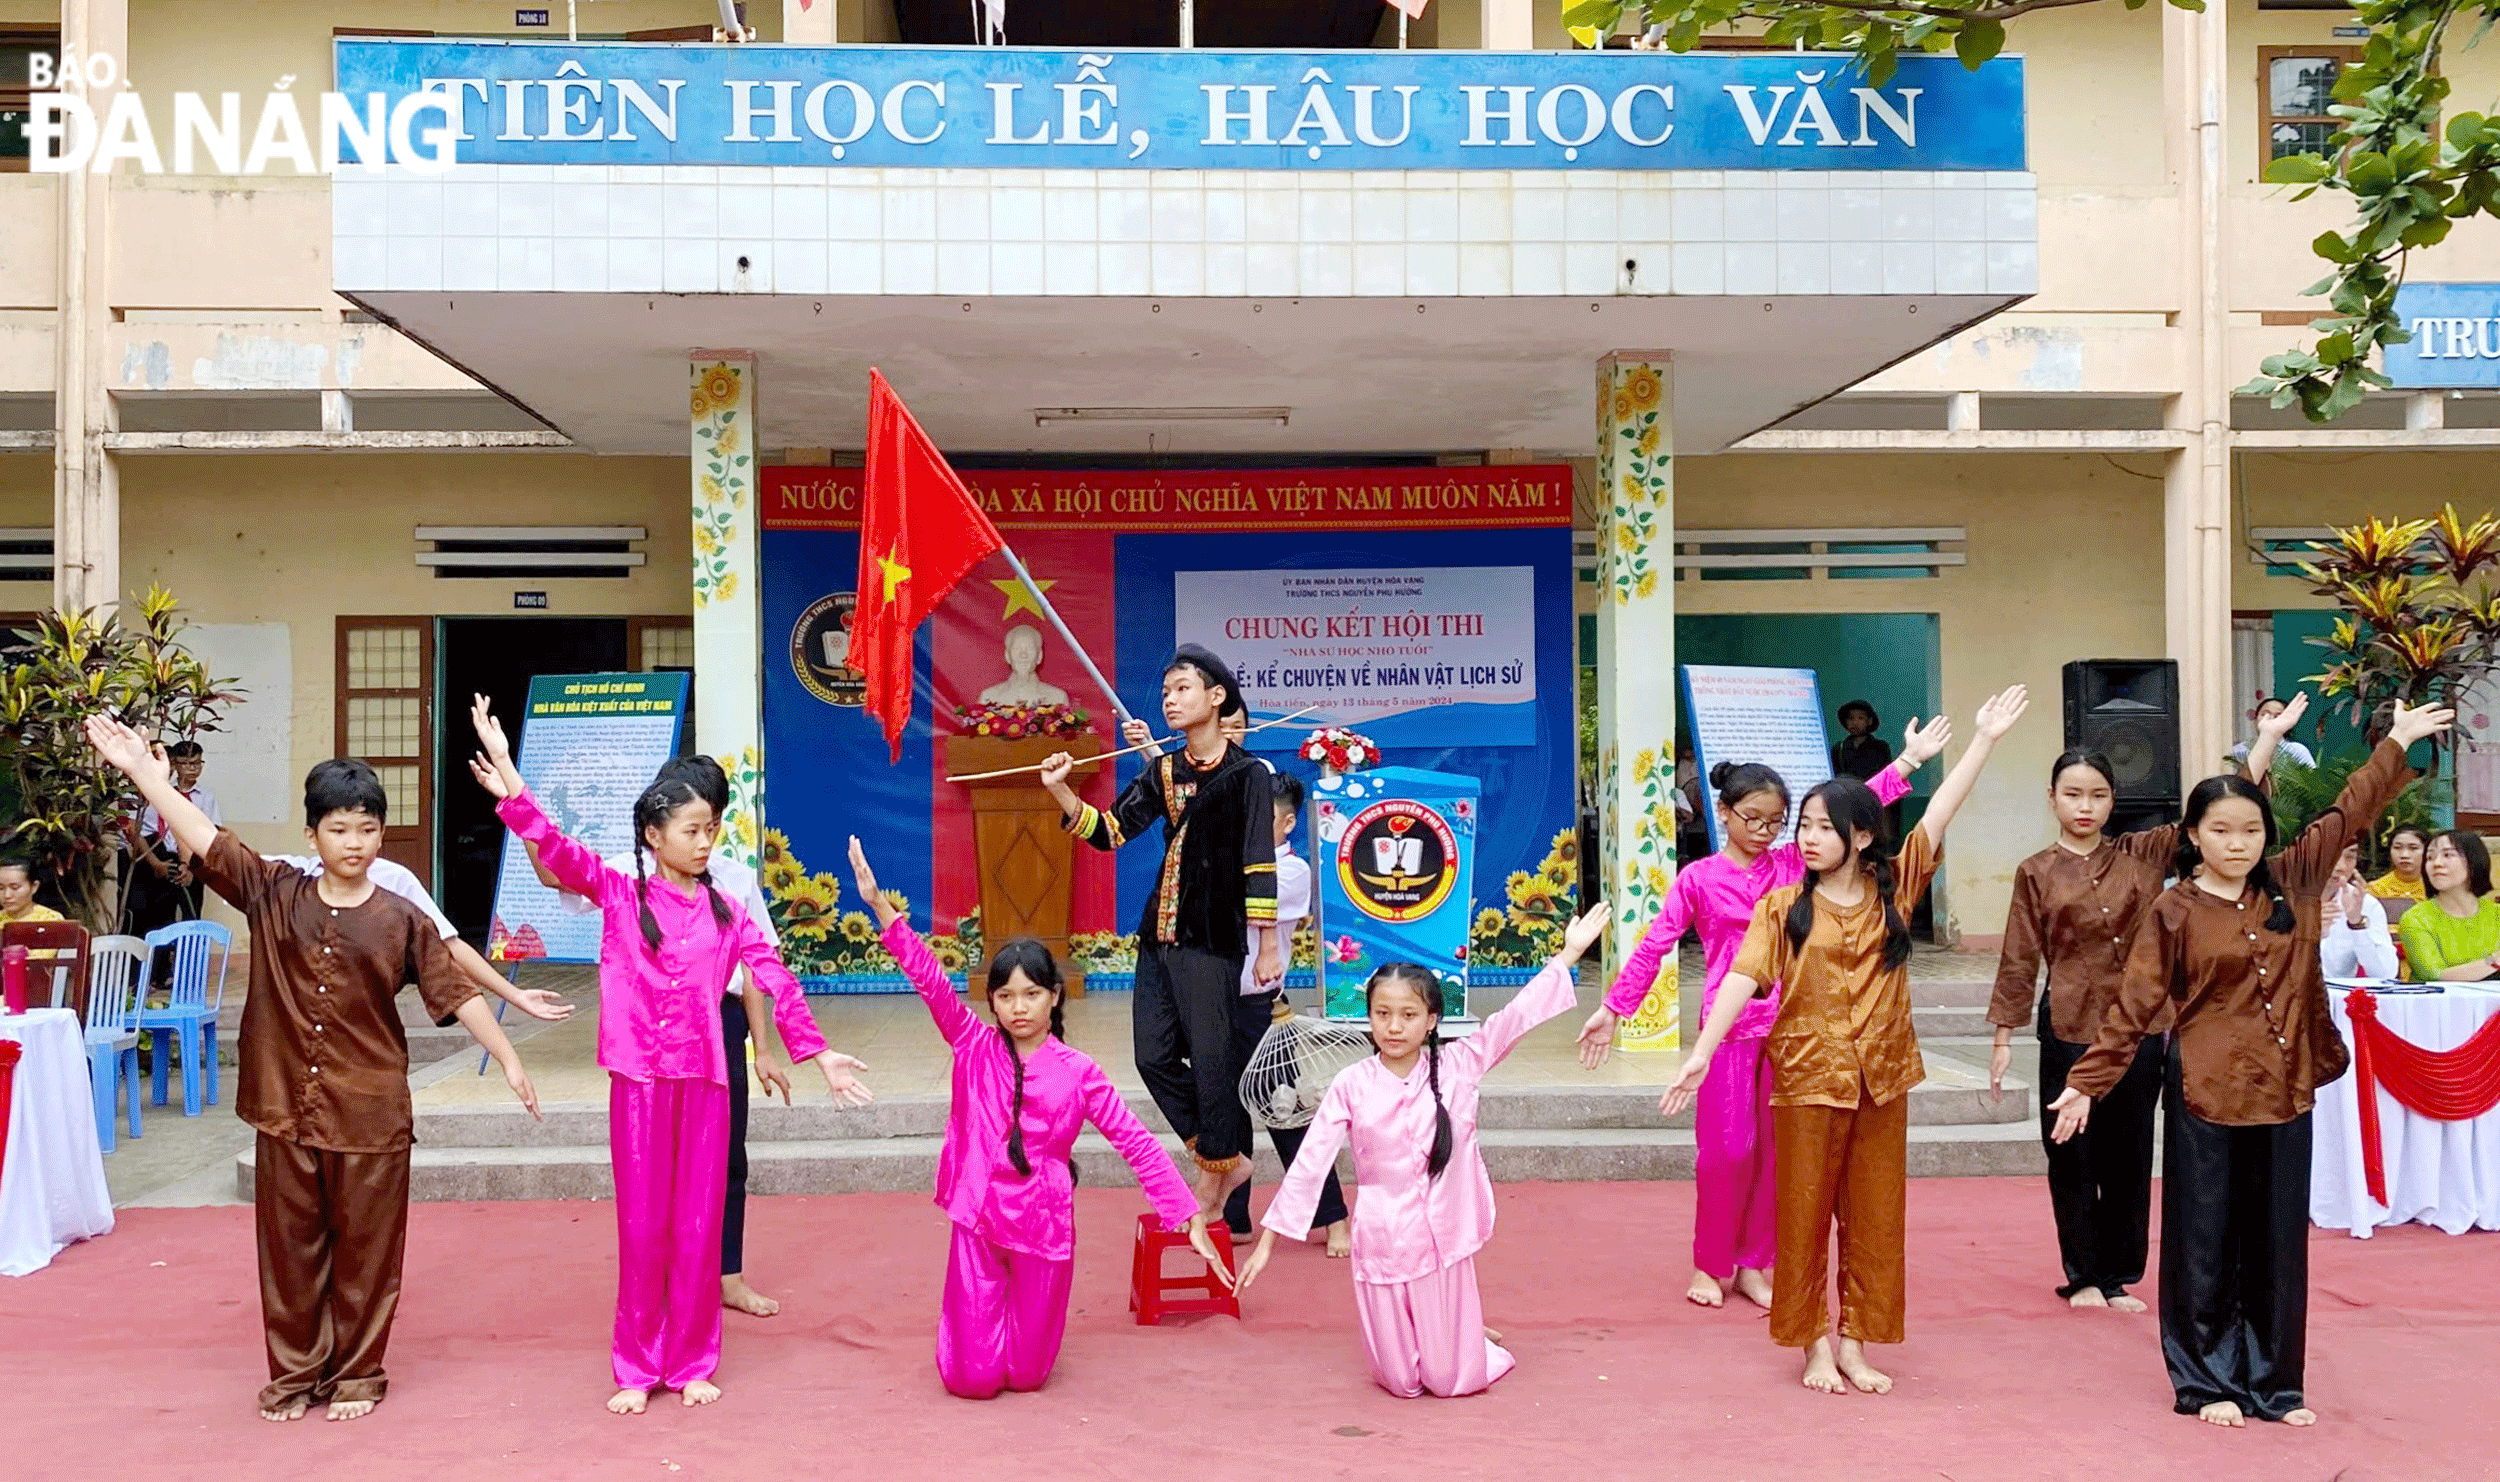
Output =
[{"x1": 854, "y1": 369, "x2": 1005, "y2": 759}]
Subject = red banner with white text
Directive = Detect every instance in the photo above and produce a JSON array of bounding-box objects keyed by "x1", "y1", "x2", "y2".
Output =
[{"x1": 763, "y1": 464, "x2": 1573, "y2": 533}]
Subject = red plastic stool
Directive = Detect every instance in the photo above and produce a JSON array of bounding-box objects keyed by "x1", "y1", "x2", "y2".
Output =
[
  {"x1": 1128, "y1": 1212, "x2": 1240, "y2": 1325},
  {"x1": 0, "y1": 1039, "x2": 21, "y2": 1191}
]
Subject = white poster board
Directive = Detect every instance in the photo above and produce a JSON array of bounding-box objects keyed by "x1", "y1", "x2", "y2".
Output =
[
  {"x1": 1172, "y1": 566, "x2": 1537, "y2": 747},
  {"x1": 2457, "y1": 669, "x2": 2500, "y2": 817},
  {"x1": 1679, "y1": 664, "x2": 1833, "y2": 850},
  {"x1": 486, "y1": 672, "x2": 690, "y2": 964}
]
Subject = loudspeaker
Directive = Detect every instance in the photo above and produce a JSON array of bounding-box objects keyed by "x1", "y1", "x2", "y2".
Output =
[{"x1": 2062, "y1": 659, "x2": 2181, "y2": 803}]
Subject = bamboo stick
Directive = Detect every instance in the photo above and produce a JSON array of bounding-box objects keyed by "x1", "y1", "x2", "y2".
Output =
[{"x1": 944, "y1": 705, "x2": 1322, "y2": 783}]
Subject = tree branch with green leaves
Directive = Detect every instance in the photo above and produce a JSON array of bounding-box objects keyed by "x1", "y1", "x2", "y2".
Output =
[{"x1": 1556, "y1": 0, "x2": 2186, "y2": 88}]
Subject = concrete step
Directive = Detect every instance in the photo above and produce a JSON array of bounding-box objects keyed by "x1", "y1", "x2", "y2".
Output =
[
  {"x1": 413, "y1": 1066, "x2": 2036, "y2": 1151},
  {"x1": 1912, "y1": 1003, "x2": 1999, "y2": 1038},
  {"x1": 237, "y1": 1118, "x2": 2051, "y2": 1203},
  {"x1": 1907, "y1": 978, "x2": 1996, "y2": 1009}
]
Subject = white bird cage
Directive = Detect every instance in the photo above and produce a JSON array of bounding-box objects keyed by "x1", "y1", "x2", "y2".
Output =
[{"x1": 1238, "y1": 1004, "x2": 1375, "y2": 1130}]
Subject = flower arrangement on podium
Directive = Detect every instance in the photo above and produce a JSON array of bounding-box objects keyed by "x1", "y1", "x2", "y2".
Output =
[
  {"x1": 952, "y1": 700, "x2": 1094, "y2": 741},
  {"x1": 1299, "y1": 726, "x2": 1379, "y2": 777}
]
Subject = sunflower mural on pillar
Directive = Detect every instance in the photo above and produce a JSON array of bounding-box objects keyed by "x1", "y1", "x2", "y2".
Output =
[
  {"x1": 1594, "y1": 355, "x2": 1678, "y2": 1051},
  {"x1": 691, "y1": 362, "x2": 751, "y2": 610},
  {"x1": 691, "y1": 357, "x2": 765, "y2": 872}
]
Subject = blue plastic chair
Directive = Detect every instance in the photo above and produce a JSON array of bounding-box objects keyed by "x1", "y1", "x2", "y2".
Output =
[
  {"x1": 84, "y1": 935, "x2": 145, "y2": 1151},
  {"x1": 139, "y1": 920, "x2": 232, "y2": 1117}
]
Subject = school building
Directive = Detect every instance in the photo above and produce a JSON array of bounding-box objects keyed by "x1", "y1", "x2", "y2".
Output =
[{"x1": 5, "y1": 0, "x2": 2497, "y2": 990}]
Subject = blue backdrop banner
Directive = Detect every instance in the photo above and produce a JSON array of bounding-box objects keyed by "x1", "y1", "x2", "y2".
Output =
[{"x1": 335, "y1": 40, "x2": 2024, "y2": 172}]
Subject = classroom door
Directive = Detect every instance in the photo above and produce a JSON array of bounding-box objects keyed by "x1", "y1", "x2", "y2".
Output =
[{"x1": 436, "y1": 618, "x2": 631, "y2": 940}]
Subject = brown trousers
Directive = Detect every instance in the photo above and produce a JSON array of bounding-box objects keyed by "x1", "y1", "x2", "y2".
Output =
[
  {"x1": 1769, "y1": 1092, "x2": 1909, "y2": 1348},
  {"x1": 254, "y1": 1133, "x2": 412, "y2": 1410}
]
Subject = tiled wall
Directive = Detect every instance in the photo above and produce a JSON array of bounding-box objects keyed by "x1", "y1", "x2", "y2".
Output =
[{"x1": 335, "y1": 165, "x2": 2038, "y2": 300}]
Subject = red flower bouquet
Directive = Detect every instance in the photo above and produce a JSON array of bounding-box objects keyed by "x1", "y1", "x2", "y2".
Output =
[
  {"x1": 953, "y1": 700, "x2": 1094, "y2": 741},
  {"x1": 1299, "y1": 726, "x2": 1379, "y2": 773}
]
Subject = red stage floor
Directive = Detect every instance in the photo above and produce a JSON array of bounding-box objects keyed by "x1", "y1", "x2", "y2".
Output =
[{"x1": 3, "y1": 1179, "x2": 2492, "y2": 1482}]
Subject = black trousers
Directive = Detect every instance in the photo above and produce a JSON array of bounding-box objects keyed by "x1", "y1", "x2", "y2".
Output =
[
  {"x1": 1223, "y1": 989, "x2": 1349, "y2": 1236},
  {"x1": 2157, "y1": 1047, "x2": 2313, "y2": 1420},
  {"x1": 1132, "y1": 944, "x2": 1252, "y2": 1164},
  {"x1": 2036, "y1": 993, "x2": 2160, "y2": 1298},
  {"x1": 721, "y1": 993, "x2": 750, "y2": 1277}
]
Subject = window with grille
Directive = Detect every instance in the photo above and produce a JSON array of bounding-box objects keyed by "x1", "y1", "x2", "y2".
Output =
[
  {"x1": 2261, "y1": 48, "x2": 2359, "y2": 167},
  {"x1": 0, "y1": 28, "x2": 59, "y2": 174},
  {"x1": 0, "y1": 528, "x2": 51, "y2": 583},
  {"x1": 336, "y1": 618, "x2": 435, "y2": 884}
]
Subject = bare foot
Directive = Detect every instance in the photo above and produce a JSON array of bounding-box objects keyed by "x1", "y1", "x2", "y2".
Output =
[
  {"x1": 721, "y1": 1274, "x2": 780, "y2": 1318},
  {"x1": 681, "y1": 1380, "x2": 722, "y2": 1407},
  {"x1": 2108, "y1": 1293, "x2": 2149, "y2": 1314},
  {"x1": 1324, "y1": 1221, "x2": 1351, "y2": 1259},
  {"x1": 1484, "y1": 1326, "x2": 1505, "y2": 1345},
  {"x1": 1734, "y1": 1268, "x2": 1774, "y2": 1310},
  {"x1": 259, "y1": 1398, "x2": 309, "y2": 1423},
  {"x1": 1685, "y1": 1270, "x2": 1726, "y2": 1308},
  {"x1": 607, "y1": 1388, "x2": 650, "y2": 1416},
  {"x1": 1834, "y1": 1338, "x2": 1892, "y2": 1395},
  {"x1": 2069, "y1": 1288, "x2": 2109, "y2": 1310},
  {"x1": 325, "y1": 1398, "x2": 376, "y2": 1422},
  {"x1": 1801, "y1": 1337, "x2": 1847, "y2": 1395},
  {"x1": 2196, "y1": 1400, "x2": 2245, "y2": 1428},
  {"x1": 2284, "y1": 1408, "x2": 2318, "y2": 1427}
]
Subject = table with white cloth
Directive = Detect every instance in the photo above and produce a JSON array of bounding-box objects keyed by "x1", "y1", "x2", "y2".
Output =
[
  {"x1": 0, "y1": 1009, "x2": 114, "y2": 1275},
  {"x1": 2312, "y1": 984, "x2": 2500, "y2": 1238}
]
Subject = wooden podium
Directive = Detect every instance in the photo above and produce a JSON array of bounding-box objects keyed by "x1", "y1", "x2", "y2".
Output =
[{"x1": 944, "y1": 733, "x2": 1105, "y2": 997}]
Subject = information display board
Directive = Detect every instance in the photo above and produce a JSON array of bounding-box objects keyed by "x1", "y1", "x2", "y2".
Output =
[
  {"x1": 1678, "y1": 665, "x2": 1833, "y2": 850},
  {"x1": 485, "y1": 672, "x2": 691, "y2": 964}
]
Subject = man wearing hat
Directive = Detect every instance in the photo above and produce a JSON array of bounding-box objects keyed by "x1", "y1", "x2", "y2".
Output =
[{"x1": 1040, "y1": 645, "x2": 1279, "y2": 1218}]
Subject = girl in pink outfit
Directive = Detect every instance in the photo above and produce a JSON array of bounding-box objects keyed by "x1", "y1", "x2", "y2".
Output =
[
  {"x1": 846, "y1": 838, "x2": 1226, "y2": 1400},
  {"x1": 1576, "y1": 726, "x2": 1943, "y2": 1310},
  {"x1": 468, "y1": 698, "x2": 871, "y2": 1415},
  {"x1": 1237, "y1": 904, "x2": 1610, "y2": 1398}
]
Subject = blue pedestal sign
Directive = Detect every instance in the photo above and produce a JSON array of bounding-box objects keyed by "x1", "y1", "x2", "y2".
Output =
[{"x1": 1312, "y1": 766, "x2": 1479, "y2": 1023}]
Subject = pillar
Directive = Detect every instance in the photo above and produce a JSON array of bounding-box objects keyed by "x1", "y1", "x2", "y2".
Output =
[
  {"x1": 1593, "y1": 354, "x2": 1677, "y2": 1052},
  {"x1": 1481, "y1": 0, "x2": 1532, "y2": 48},
  {"x1": 52, "y1": 0, "x2": 126, "y2": 615},
  {"x1": 2164, "y1": 0, "x2": 2232, "y2": 775},
  {"x1": 691, "y1": 354, "x2": 765, "y2": 869}
]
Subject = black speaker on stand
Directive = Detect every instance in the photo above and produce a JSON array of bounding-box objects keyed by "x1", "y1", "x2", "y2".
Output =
[{"x1": 2062, "y1": 660, "x2": 2182, "y2": 834}]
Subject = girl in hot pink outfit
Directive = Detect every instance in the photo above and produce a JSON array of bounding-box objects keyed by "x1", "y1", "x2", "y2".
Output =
[
  {"x1": 1237, "y1": 906, "x2": 1610, "y2": 1398},
  {"x1": 468, "y1": 698, "x2": 869, "y2": 1414},
  {"x1": 1577, "y1": 729, "x2": 1939, "y2": 1309},
  {"x1": 847, "y1": 838, "x2": 1224, "y2": 1399}
]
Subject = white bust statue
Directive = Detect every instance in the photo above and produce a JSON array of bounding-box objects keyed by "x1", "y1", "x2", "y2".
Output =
[{"x1": 978, "y1": 624, "x2": 1071, "y2": 706}]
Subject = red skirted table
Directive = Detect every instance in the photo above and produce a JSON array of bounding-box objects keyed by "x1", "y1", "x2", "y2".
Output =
[{"x1": 2312, "y1": 985, "x2": 2500, "y2": 1238}]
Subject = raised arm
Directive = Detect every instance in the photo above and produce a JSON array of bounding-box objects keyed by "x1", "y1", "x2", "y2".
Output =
[
  {"x1": 2276, "y1": 702, "x2": 2450, "y2": 894},
  {"x1": 1917, "y1": 685, "x2": 2031, "y2": 850},
  {"x1": 493, "y1": 790, "x2": 608, "y2": 901},
  {"x1": 2236, "y1": 692, "x2": 2303, "y2": 784},
  {"x1": 852, "y1": 835, "x2": 982, "y2": 1048},
  {"x1": 1048, "y1": 751, "x2": 1163, "y2": 854},
  {"x1": 83, "y1": 717, "x2": 218, "y2": 863}
]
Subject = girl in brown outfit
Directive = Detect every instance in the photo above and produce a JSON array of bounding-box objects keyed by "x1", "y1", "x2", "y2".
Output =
[{"x1": 2049, "y1": 698, "x2": 2451, "y2": 1430}]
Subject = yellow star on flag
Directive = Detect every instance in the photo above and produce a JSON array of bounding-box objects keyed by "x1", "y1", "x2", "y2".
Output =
[
  {"x1": 876, "y1": 549, "x2": 913, "y2": 603},
  {"x1": 993, "y1": 575, "x2": 1057, "y2": 621}
]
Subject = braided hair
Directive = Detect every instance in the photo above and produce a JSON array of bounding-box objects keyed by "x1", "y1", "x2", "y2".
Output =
[
  {"x1": 1365, "y1": 962, "x2": 1454, "y2": 1179},
  {"x1": 985, "y1": 938, "x2": 1068, "y2": 1178},
  {"x1": 631, "y1": 779, "x2": 734, "y2": 953},
  {"x1": 2174, "y1": 774, "x2": 2295, "y2": 933},
  {"x1": 1785, "y1": 778, "x2": 1912, "y2": 972}
]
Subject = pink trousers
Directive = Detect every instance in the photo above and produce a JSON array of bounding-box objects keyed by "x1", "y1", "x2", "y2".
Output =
[
  {"x1": 1693, "y1": 1037, "x2": 1778, "y2": 1280},
  {"x1": 609, "y1": 1074, "x2": 728, "y2": 1392},
  {"x1": 1352, "y1": 1256, "x2": 1514, "y2": 1398},
  {"x1": 936, "y1": 1223, "x2": 1076, "y2": 1399}
]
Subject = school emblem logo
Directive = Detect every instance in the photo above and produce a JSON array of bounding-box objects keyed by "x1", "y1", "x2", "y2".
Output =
[
  {"x1": 1337, "y1": 799, "x2": 1459, "y2": 923},
  {"x1": 791, "y1": 591, "x2": 866, "y2": 707}
]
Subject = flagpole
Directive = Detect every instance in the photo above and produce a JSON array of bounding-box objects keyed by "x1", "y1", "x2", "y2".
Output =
[{"x1": 996, "y1": 543, "x2": 1137, "y2": 730}]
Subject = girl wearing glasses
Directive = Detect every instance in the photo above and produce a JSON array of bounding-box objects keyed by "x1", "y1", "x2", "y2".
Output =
[
  {"x1": 1577, "y1": 721, "x2": 1946, "y2": 1310},
  {"x1": 1987, "y1": 696, "x2": 2301, "y2": 1314}
]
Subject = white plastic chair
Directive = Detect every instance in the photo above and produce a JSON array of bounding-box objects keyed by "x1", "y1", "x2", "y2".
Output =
[{"x1": 83, "y1": 935, "x2": 146, "y2": 1151}]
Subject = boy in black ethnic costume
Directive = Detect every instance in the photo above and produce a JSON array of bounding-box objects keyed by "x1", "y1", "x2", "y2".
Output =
[{"x1": 1040, "y1": 645, "x2": 1278, "y2": 1218}]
